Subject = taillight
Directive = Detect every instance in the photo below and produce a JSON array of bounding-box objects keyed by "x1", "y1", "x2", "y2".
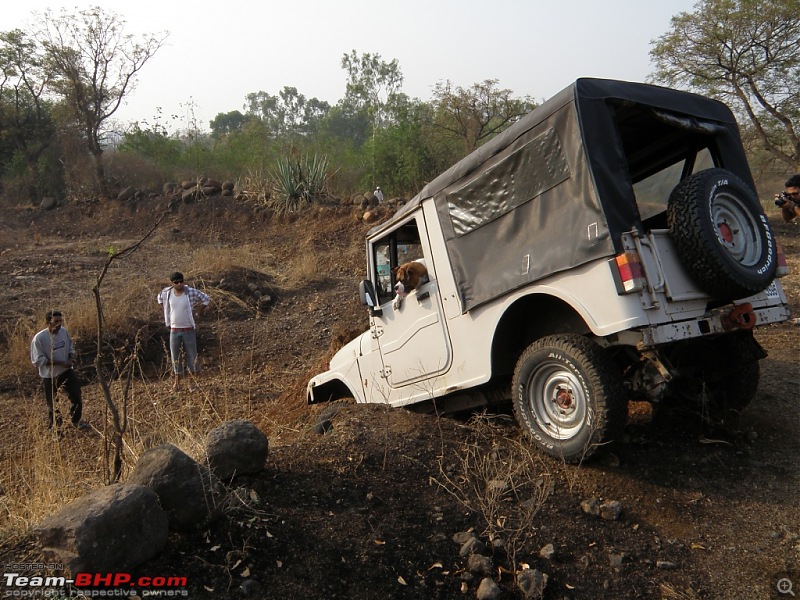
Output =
[
  {"x1": 610, "y1": 251, "x2": 646, "y2": 294},
  {"x1": 776, "y1": 244, "x2": 789, "y2": 277}
]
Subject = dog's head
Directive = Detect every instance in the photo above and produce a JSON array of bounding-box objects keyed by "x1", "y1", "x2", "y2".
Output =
[{"x1": 392, "y1": 261, "x2": 427, "y2": 292}]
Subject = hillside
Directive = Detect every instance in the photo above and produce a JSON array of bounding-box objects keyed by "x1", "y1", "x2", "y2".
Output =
[{"x1": 0, "y1": 195, "x2": 798, "y2": 600}]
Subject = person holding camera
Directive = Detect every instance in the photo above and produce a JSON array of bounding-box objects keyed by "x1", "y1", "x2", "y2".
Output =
[{"x1": 774, "y1": 174, "x2": 800, "y2": 222}]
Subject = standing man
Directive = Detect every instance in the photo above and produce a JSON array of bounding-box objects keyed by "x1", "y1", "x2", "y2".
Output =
[
  {"x1": 30, "y1": 310, "x2": 87, "y2": 430},
  {"x1": 157, "y1": 271, "x2": 211, "y2": 392},
  {"x1": 374, "y1": 187, "x2": 384, "y2": 204},
  {"x1": 775, "y1": 174, "x2": 800, "y2": 222}
]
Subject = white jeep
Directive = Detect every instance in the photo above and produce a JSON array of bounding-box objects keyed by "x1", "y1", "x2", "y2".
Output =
[{"x1": 308, "y1": 78, "x2": 791, "y2": 462}]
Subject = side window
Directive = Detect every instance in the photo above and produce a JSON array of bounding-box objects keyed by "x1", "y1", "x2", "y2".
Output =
[{"x1": 371, "y1": 219, "x2": 427, "y2": 306}]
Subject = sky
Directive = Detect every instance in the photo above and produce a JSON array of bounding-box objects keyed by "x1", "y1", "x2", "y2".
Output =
[{"x1": 4, "y1": 0, "x2": 700, "y2": 132}]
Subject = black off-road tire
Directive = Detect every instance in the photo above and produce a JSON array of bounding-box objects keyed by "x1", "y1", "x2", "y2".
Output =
[
  {"x1": 665, "y1": 332, "x2": 762, "y2": 427},
  {"x1": 667, "y1": 168, "x2": 776, "y2": 300},
  {"x1": 313, "y1": 397, "x2": 355, "y2": 434},
  {"x1": 512, "y1": 335, "x2": 627, "y2": 463}
]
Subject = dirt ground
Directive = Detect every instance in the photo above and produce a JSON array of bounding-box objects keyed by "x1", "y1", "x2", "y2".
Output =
[{"x1": 0, "y1": 196, "x2": 798, "y2": 600}]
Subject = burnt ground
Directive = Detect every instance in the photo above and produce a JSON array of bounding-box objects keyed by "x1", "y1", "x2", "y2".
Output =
[{"x1": 0, "y1": 196, "x2": 798, "y2": 600}]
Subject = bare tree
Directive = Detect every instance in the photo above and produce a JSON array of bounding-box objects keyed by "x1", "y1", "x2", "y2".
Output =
[
  {"x1": 650, "y1": 0, "x2": 800, "y2": 171},
  {"x1": 37, "y1": 6, "x2": 168, "y2": 197},
  {"x1": 430, "y1": 79, "x2": 536, "y2": 154},
  {"x1": 93, "y1": 206, "x2": 172, "y2": 483}
]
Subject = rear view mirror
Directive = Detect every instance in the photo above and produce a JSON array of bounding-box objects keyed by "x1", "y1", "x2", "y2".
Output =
[{"x1": 359, "y1": 280, "x2": 383, "y2": 317}]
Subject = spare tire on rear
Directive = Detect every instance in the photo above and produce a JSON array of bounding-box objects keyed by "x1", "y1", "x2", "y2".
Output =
[{"x1": 667, "y1": 168, "x2": 776, "y2": 300}]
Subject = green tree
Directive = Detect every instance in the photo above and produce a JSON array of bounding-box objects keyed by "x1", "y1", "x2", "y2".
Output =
[
  {"x1": 340, "y1": 50, "x2": 404, "y2": 128},
  {"x1": 244, "y1": 86, "x2": 330, "y2": 141},
  {"x1": 430, "y1": 79, "x2": 536, "y2": 155},
  {"x1": 0, "y1": 29, "x2": 58, "y2": 200},
  {"x1": 37, "y1": 6, "x2": 168, "y2": 197},
  {"x1": 650, "y1": 0, "x2": 800, "y2": 170},
  {"x1": 209, "y1": 110, "x2": 254, "y2": 138}
]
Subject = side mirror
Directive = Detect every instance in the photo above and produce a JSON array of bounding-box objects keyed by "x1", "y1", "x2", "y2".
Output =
[{"x1": 359, "y1": 280, "x2": 383, "y2": 317}]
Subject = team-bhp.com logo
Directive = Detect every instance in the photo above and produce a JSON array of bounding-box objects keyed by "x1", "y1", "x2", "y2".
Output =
[{"x1": 3, "y1": 571, "x2": 188, "y2": 597}]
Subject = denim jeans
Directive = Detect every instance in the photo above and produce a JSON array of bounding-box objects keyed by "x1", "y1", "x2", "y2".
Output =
[{"x1": 169, "y1": 329, "x2": 198, "y2": 375}]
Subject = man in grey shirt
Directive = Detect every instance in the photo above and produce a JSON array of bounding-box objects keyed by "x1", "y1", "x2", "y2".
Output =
[{"x1": 30, "y1": 310, "x2": 87, "y2": 430}]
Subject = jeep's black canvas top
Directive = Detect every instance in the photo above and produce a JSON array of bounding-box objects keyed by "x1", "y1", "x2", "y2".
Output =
[{"x1": 369, "y1": 78, "x2": 753, "y2": 312}]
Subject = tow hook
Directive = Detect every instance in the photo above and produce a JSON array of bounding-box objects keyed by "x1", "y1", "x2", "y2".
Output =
[{"x1": 722, "y1": 303, "x2": 755, "y2": 330}]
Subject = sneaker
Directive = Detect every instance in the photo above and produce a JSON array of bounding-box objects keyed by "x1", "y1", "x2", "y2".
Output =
[{"x1": 73, "y1": 421, "x2": 90, "y2": 431}]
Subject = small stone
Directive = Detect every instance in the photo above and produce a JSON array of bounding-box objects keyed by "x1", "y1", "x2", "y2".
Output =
[
  {"x1": 452, "y1": 531, "x2": 477, "y2": 545},
  {"x1": 599, "y1": 500, "x2": 623, "y2": 521},
  {"x1": 459, "y1": 536, "x2": 487, "y2": 557},
  {"x1": 657, "y1": 560, "x2": 678, "y2": 570},
  {"x1": 467, "y1": 553, "x2": 493, "y2": 576},
  {"x1": 539, "y1": 543, "x2": 556, "y2": 559},
  {"x1": 517, "y1": 568, "x2": 548, "y2": 599},
  {"x1": 580, "y1": 497, "x2": 601, "y2": 516},
  {"x1": 476, "y1": 577, "x2": 502, "y2": 600}
]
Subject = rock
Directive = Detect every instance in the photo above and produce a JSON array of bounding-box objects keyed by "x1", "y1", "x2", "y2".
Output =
[
  {"x1": 182, "y1": 188, "x2": 200, "y2": 204},
  {"x1": 599, "y1": 500, "x2": 623, "y2": 521},
  {"x1": 33, "y1": 483, "x2": 168, "y2": 573},
  {"x1": 117, "y1": 186, "x2": 135, "y2": 201},
  {"x1": 517, "y1": 568, "x2": 548, "y2": 599},
  {"x1": 453, "y1": 531, "x2": 477, "y2": 545},
  {"x1": 477, "y1": 577, "x2": 502, "y2": 600},
  {"x1": 363, "y1": 210, "x2": 380, "y2": 223},
  {"x1": 657, "y1": 560, "x2": 678, "y2": 570},
  {"x1": 539, "y1": 543, "x2": 555, "y2": 559},
  {"x1": 222, "y1": 180, "x2": 235, "y2": 191},
  {"x1": 40, "y1": 197, "x2": 57, "y2": 211},
  {"x1": 460, "y1": 536, "x2": 488, "y2": 557},
  {"x1": 467, "y1": 553, "x2": 493, "y2": 575},
  {"x1": 580, "y1": 497, "x2": 601, "y2": 516},
  {"x1": 127, "y1": 444, "x2": 220, "y2": 531},
  {"x1": 206, "y1": 420, "x2": 269, "y2": 480}
]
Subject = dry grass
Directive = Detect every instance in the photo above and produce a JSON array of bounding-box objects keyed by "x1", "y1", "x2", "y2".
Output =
[{"x1": 433, "y1": 414, "x2": 554, "y2": 570}]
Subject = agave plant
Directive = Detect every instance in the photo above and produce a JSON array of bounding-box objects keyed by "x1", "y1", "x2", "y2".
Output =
[{"x1": 268, "y1": 154, "x2": 333, "y2": 214}]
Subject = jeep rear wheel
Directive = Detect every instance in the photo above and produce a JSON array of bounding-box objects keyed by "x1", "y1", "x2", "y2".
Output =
[
  {"x1": 667, "y1": 168, "x2": 776, "y2": 300},
  {"x1": 665, "y1": 332, "x2": 762, "y2": 426},
  {"x1": 512, "y1": 335, "x2": 626, "y2": 463}
]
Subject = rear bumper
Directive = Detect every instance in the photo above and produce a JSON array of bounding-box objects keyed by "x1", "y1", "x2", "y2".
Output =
[{"x1": 639, "y1": 304, "x2": 791, "y2": 348}]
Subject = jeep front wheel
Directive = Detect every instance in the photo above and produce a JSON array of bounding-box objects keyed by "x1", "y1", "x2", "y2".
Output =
[{"x1": 512, "y1": 335, "x2": 626, "y2": 463}]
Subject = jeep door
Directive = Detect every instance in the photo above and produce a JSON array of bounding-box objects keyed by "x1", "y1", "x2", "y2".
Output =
[{"x1": 368, "y1": 213, "x2": 452, "y2": 391}]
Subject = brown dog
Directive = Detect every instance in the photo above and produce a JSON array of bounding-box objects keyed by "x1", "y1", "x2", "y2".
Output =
[{"x1": 391, "y1": 261, "x2": 428, "y2": 310}]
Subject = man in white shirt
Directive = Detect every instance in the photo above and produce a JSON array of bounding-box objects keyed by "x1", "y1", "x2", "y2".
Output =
[
  {"x1": 157, "y1": 271, "x2": 211, "y2": 392},
  {"x1": 374, "y1": 187, "x2": 384, "y2": 204},
  {"x1": 30, "y1": 310, "x2": 87, "y2": 430}
]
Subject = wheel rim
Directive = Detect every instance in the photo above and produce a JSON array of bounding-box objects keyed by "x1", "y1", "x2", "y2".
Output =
[
  {"x1": 712, "y1": 191, "x2": 762, "y2": 266},
  {"x1": 526, "y1": 361, "x2": 587, "y2": 440}
]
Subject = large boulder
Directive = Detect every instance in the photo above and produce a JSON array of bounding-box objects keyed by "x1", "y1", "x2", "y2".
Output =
[
  {"x1": 127, "y1": 444, "x2": 220, "y2": 531},
  {"x1": 206, "y1": 420, "x2": 268, "y2": 480},
  {"x1": 33, "y1": 483, "x2": 168, "y2": 573}
]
